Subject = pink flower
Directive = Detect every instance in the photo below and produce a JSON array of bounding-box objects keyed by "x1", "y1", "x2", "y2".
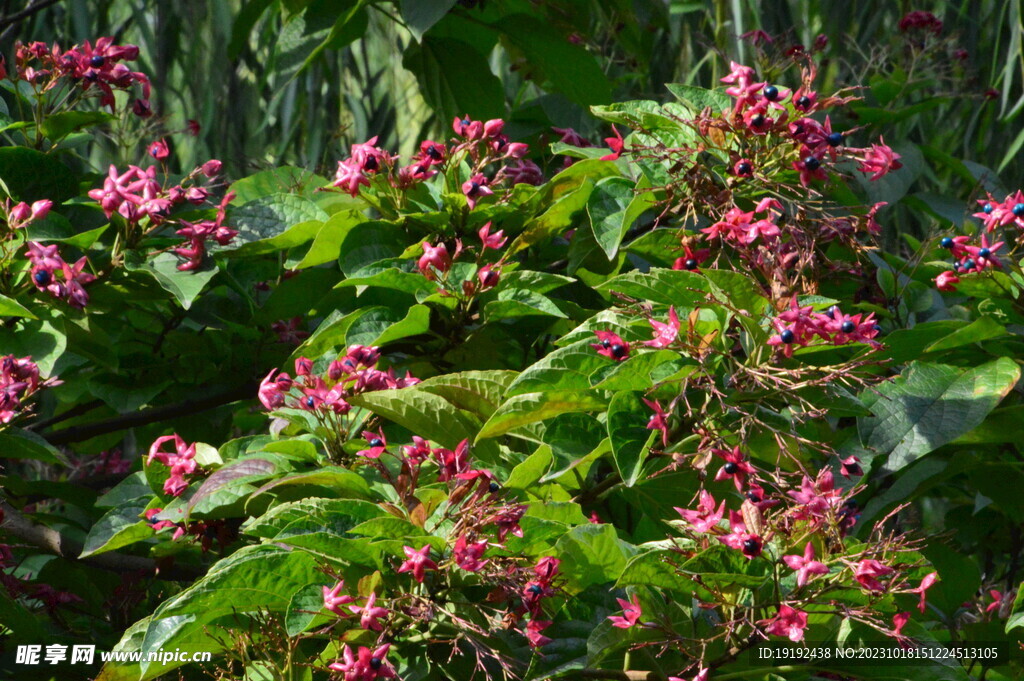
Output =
[
  {"x1": 718, "y1": 510, "x2": 763, "y2": 558},
  {"x1": 147, "y1": 434, "x2": 198, "y2": 497},
  {"x1": 761, "y1": 604, "x2": 808, "y2": 642},
  {"x1": 839, "y1": 455, "x2": 863, "y2": 478},
  {"x1": 478, "y1": 222, "x2": 507, "y2": 250},
  {"x1": 502, "y1": 159, "x2": 544, "y2": 185},
  {"x1": 397, "y1": 545, "x2": 437, "y2": 583},
  {"x1": 608, "y1": 593, "x2": 642, "y2": 628},
  {"x1": 477, "y1": 264, "x2": 500, "y2": 290},
  {"x1": 453, "y1": 115, "x2": 483, "y2": 139},
  {"x1": 643, "y1": 398, "x2": 670, "y2": 446},
  {"x1": 590, "y1": 330, "x2": 630, "y2": 361},
  {"x1": 669, "y1": 668, "x2": 709, "y2": 681},
  {"x1": 462, "y1": 173, "x2": 493, "y2": 209},
  {"x1": 533, "y1": 556, "x2": 561, "y2": 584},
  {"x1": 322, "y1": 580, "x2": 355, "y2": 615},
  {"x1": 453, "y1": 535, "x2": 489, "y2": 572},
  {"x1": 644, "y1": 306, "x2": 680, "y2": 348},
  {"x1": 332, "y1": 159, "x2": 369, "y2": 197},
  {"x1": 858, "y1": 138, "x2": 903, "y2": 181},
  {"x1": 328, "y1": 644, "x2": 395, "y2": 680},
  {"x1": 357, "y1": 429, "x2": 387, "y2": 459},
  {"x1": 148, "y1": 139, "x2": 169, "y2": 160},
  {"x1": 348, "y1": 592, "x2": 388, "y2": 631},
  {"x1": 418, "y1": 242, "x2": 451, "y2": 280},
  {"x1": 600, "y1": 126, "x2": 624, "y2": 161},
  {"x1": 417, "y1": 140, "x2": 446, "y2": 166},
  {"x1": 891, "y1": 611, "x2": 911, "y2": 639},
  {"x1": 483, "y1": 118, "x2": 505, "y2": 138},
  {"x1": 675, "y1": 489, "x2": 726, "y2": 534},
  {"x1": 910, "y1": 572, "x2": 938, "y2": 614},
  {"x1": 934, "y1": 270, "x2": 960, "y2": 292},
  {"x1": 712, "y1": 445, "x2": 755, "y2": 491},
  {"x1": 258, "y1": 369, "x2": 292, "y2": 409},
  {"x1": 985, "y1": 589, "x2": 1005, "y2": 615},
  {"x1": 854, "y1": 559, "x2": 895, "y2": 592},
  {"x1": 782, "y1": 542, "x2": 830, "y2": 588},
  {"x1": 524, "y1": 618, "x2": 553, "y2": 648}
]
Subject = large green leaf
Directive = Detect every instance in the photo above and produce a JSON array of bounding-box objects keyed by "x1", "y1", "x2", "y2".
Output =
[
  {"x1": 225, "y1": 193, "x2": 329, "y2": 256},
  {"x1": 0, "y1": 147, "x2": 77, "y2": 202},
  {"x1": 476, "y1": 390, "x2": 607, "y2": 440},
  {"x1": 414, "y1": 370, "x2": 517, "y2": 419},
  {"x1": 0, "y1": 294, "x2": 36, "y2": 319},
  {"x1": 607, "y1": 391, "x2": 657, "y2": 487},
  {"x1": 79, "y1": 499, "x2": 152, "y2": 558},
  {"x1": 505, "y1": 340, "x2": 612, "y2": 397},
  {"x1": 554, "y1": 524, "x2": 638, "y2": 592},
  {"x1": 402, "y1": 37, "x2": 505, "y2": 122},
  {"x1": 400, "y1": 0, "x2": 456, "y2": 40},
  {"x1": 347, "y1": 388, "x2": 477, "y2": 449},
  {"x1": 124, "y1": 251, "x2": 218, "y2": 310},
  {"x1": 0, "y1": 428, "x2": 63, "y2": 464},
  {"x1": 587, "y1": 176, "x2": 654, "y2": 259},
  {"x1": 859, "y1": 359, "x2": 1021, "y2": 472}
]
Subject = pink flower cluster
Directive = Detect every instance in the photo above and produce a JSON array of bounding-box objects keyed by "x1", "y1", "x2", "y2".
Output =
[
  {"x1": 766, "y1": 298, "x2": 881, "y2": 357},
  {"x1": 520, "y1": 556, "x2": 561, "y2": 648},
  {"x1": 12, "y1": 37, "x2": 152, "y2": 115},
  {"x1": 328, "y1": 643, "x2": 395, "y2": 681},
  {"x1": 258, "y1": 346, "x2": 419, "y2": 414},
  {"x1": 703, "y1": 198, "x2": 783, "y2": 245},
  {"x1": 146, "y1": 433, "x2": 199, "y2": 497},
  {"x1": 4, "y1": 198, "x2": 52, "y2": 230},
  {"x1": 173, "y1": 191, "x2": 238, "y2": 271},
  {"x1": 25, "y1": 241, "x2": 96, "y2": 308},
  {"x1": 1, "y1": 354, "x2": 54, "y2": 424},
  {"x1": 322, "y1": 580, "x2": 390, "y2": 631},
  {"x1": 415, "y1": 222, "x2": 507, "y2": 296}
]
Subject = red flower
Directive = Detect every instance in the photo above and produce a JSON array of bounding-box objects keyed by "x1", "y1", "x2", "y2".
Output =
[
  {"x1": 147, "y1": 138, "x2": 169, "y2": 160},
  {"x1": 910, "y1": 572, "x2": 938, "y2": 614},
  {"x1": 322, "y1": 580, "x2": 355, "y2": 615},
  {"x1": 643, "y1": 306, "x2": 680, "y2": 348},
  {"x1": 761, "y1": 604, "x2": 808, "y2": 642},
  {"x1": 462, "y1": 174, "x2": 493, "y2": 209},
  {"x1": 712, "y1": 445, "x2": 755, "y2": 491},
  {"x1": 607, "y1": 593, "x2": 642, "y2": 628},
  {"x1": 525, "y1": 618, "x2": 553, "y2": 648},
  {"x1": 453, "y1": 534, "x2": 489, "y2": 572},
  {"x1": 854, "y1": 559, "x2": 895, "y2": 592},
  {"x1": 782, "y1": 542, "x2": 829, "y2": 588},
  {"x1": 591, "y1": 330, "x2": 630, "y2": 361},
  {"x1": 397, "y1": 545, "x2": 437, "y2": 583},
  {"x1": 478, "y1": 222, "x2": 507, "y2": 250},
  {"x1": 891, "y1": 611, "x2": 911, "y2": 639},
  {"x1": 600, "y1": 126, "x2": 624, "y2": 161},
  {"x1": 643, "y1": 398, "x2": 670, "y2": 446},
  {"x1": 417, "y1": 242, "x2": 452, "y2": 280},
  {"x1": 357, "y1": 428, "x2": 387, "y2": 459},
  {"x1": 328, "y1": 644, "x2": 395, "y2": 680},
  {"x1": 348, "y1": 592, "x2": 388, "y2": 631},
  {"x1": 934, "y1": 270, "x2": 960, "y2": 292},
  {"x1": 857, "y1": 138, "x2": 903, "y2": 181},
  {"x1": 839, "y1": 455, "x2": 863, "y2": 478},
  {"x1": 675, "y1": 490, "x2": 725, "y2": 533}
]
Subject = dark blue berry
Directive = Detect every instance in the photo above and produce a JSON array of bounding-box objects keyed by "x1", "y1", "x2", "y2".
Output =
[
  {"x1": 600, "y1": 339, "x2": 611, "y2": 349},
  {"x1": 841, "y1": 320, "x2": 856, "y2": 333},
  {"x1": 610, "y1": 344, "x2": 627, "y2": 359},
  {"x1": 528, "y1": 584, "x2": 544, "y2": 595},
  {"x1": 746, "y1": 490, "x2": 761, "y2": 502},
  {"x1": 803, "y1": 156, "x2": 821, "y2": 171},
  {"x1": 469, "y1": 181, "x2": 479, "y2": 193},
  {"x1": 684, "y1": 258, "x2": 698, "y2": 270},
  {"x1": 489, "y1": 481, "x2": 500, "y2": 493},
  {"x1": 723, "y1": 462, "x2": 739, "y2": 475},
  {"x1": 983, "y1": 203, "x2": 993, "y2": 214},
  {"x1": 796, "y1": 95, "x2": 811, "y2": 108},
  {"x1": 780, "y1": 329, "x2": 795, "y2": 344},
  {"x1": 426, "y1": 145, "x2": 442, "y2": 160},
  {"x1": 90, "y1": 54, "x2": 105, "y2": 68},
  {"x1": 742, "y1": 538, "x2": 760, "y2": 555},
  {"x1": 1014, "y1": 203, "x2": 1024, "y2": 217},
  {"x1": 751, "y1": 114, "x2": 765, "y2": 128},
  {"x1": 305, "y1": 396, "x2": 316, "y2": 408},
  {"x1": 963, "y1": 259, "x2": 975, "y2": 270},
  {"x1": 978, "y1": 247, "x2": 991, "y2": 258},
  {"x1": 369, "y1": 438, "x2": 384, "y2": 448},
  {"x1": 827, "y1": 131, "x2": 844, "y2": 147},
  {"x1": 763, "y1": 84, "x2": 779, "y2": 101},
  {"x1": 736, "y1": 161, "x2": 752, "y2": 175},
  {"x1": 940, "y1": 237, "x2": 954, "y2": 248},
  {"x1": 825, "y1": 305, "x2": 839, "y2": 319},
  {"x1": 33, "y1": 270, "x2": 51, "y2": 286},
  {"x1": 363, "y1": 156, "x2": 378, "y2": 172},
  {"x1": 370, "y1": 658, "x2": 382, "y2": 670}
]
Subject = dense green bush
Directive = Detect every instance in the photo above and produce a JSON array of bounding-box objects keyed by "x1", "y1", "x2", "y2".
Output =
[{"x1": 0, "y1": 3, "x2": 1022, "y2": 681}]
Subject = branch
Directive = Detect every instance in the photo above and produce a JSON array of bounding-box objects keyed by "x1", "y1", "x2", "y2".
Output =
[
  {"x1": 43, "y1": 382, "x2": 258, "y2": 445},
  {"x1": 0, "y1": 500, "x2": 203, "y2": 581},
  {"x1": 0, "y1": 0, "x2": 63, "y2": 34}
]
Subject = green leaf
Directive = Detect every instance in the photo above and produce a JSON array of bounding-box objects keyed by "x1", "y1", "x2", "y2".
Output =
[
  {"x1": 40, "y1": 111, "x2": 115, "y2": 140},
  {"x1": 80, "y1": 499, "x2": 152, "y2": 558},
  {"x1": 617, "y1": 548, "x2": 694, "y2": 592},
  {"x1": 124, "y1": 251, "x2": 218, "y2": 310},
  {"x1": 476, "y1": 390, "x2": 607, "y2": 441},
  {"x1": 665, "y1": 83, "x2": 731, "y2": 112},
  {"x1": 250, "y1": 467, "x2": 372, "y2": 500},
  {"x1": 1008, "y1": 585, "x2": 1024, "y2": 632},
  {"x1": 495, "y1": 15, "x2": 612, "y2": 107},
  {"x1": 402, "y1": 37, "x2": 505, "y2": 122},
  {"x1": 345, "y1": 304, "x2": 431, "y2": 347},
  {"x1": 587, "y1": 177, "x2": 654, "y2": 259},
  {"x1": 400, "y1": 0, "x2": 456, "y2": 40},
  {"x1": 923, "y1": 316, "x2": 1007, "y2": 353},
  {"x1": 242, "y1": 497, "x2": 386, "y2": 564},
  {"x1": 338, "y1": 220, "x2": 409, "y2": 276},
  {"x1": 295, "y1": 211, "x2": 364, "y2": 268},
  {"x1": 859, "y1": 359, "x2": 1021, "y2": 473},
  {"x1": 414, "y1": 370, "x2": 517, "y2": 419},
  {"x1": 291, "y1": 307, "x2": 370, "y2": 361},
  {"x1": 0, "y1": 428, "x2": 63, "y2": 464},
  {"x1": 225, "y1": 193, "x2": 329, "y2": 256},
  {"x1": 347, "y1": 388, "x2": 476, "y2": 449},
  {"x1": 506, "y1": 340, "x2": 612, "y2": 396},
  {"x1": 0, "y1": 294, "x2": 36, "y2": 319},
  {"x1": 554, "y1": 524, "x2": 637, "y2": 592},
  {"x1": 607, "y1": 392, "x2": 657, "y2": 487},
  {"x1": 483, "y1": 289, "x2": 568, "y2": 321},
  {"x1": 187, "y1": 458, "x2": 279, "y2": 517},
  {"x1": 0, "y1": 147, "x2": 77, "y2": 202}
]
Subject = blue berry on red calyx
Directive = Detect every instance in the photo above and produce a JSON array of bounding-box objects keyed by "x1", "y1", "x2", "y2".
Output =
[
  {"x1": 825, "y1": 305, "x2": 839, "y2": 319},
  {"x1": 803, "y1": 156, "x2": 821, "y2": 171},
  {"x1": 780, "y1": 329, "x2": 795, "y2": 344},
  {"x1": 90, "y1": 54, "x2": 105, "y2": 68},
  {"x1": 369, "y1": 438, "x2": 384, "y2": 448},
  {"x1": 827, "y1": 131, "x2": 844, "y2": 147},
  {"x1": 962, "y1": 259, "x2": 975, "y2": 271},
  {"x1": 305, "y1": 396, "x2": 315, "y2": 408},
  {"x1": 796, "y1": 95, "x2": 811, "y2": 108},
  {"x1": 684, "y1": 258, "x2": 698, "y2": 270},
  {"x1": 940, "y1": 237, "x2": 953, "y2": 248},
  {"x1": 1013, "y1": 203, "x2": 1024, "y2": 217},
  {"x1": 978, "y1": 247, "x2": 991, "y2": 258},
  {"x1": 33, "y1": 270, "x2": 50, "y2": 286},
  {"x1": 489, "y1": 481, "x2": 500, "y2": 493},
  {"x1": 370, "y1": 658, "x2": 382, "y2": 670},
  {"x1": 763, "y1": 84, "x2": 779, "y2": 101},
  {"x1": 742, "y1": 538, "x2": 761, "y2": 556},
  {"x1": 610, "y1": 344, "x2": 627, "y2": 359},
  {"x1": 982, "y1": 203, "x2": 993, "y2": 214},
  {"x1": 746, "y1": 490, "x2": 761, "y2": 502},
  {"x1": 528, "y1": 584, "x2": 544, "y2": 595},
  {"x1": 724, "y1": 461, "x2": 739, "y2": 474},
  {"x1": 737, "y1": 161, "x2": 752, "y2": 175},
  {"x1": 600, "y1": 339, "x2": 611, "y2": 349},
  {"x1": 751, "y1": 114, "x2": 765, "y2": 128},
  {"x1": 841, "y1": 320, "x2": 855, "y2": 333}
]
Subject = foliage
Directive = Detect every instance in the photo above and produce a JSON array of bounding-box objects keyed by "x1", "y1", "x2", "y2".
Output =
[{"x1": 0, "y1": 5, "x2": 1022, "y2": 681}]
